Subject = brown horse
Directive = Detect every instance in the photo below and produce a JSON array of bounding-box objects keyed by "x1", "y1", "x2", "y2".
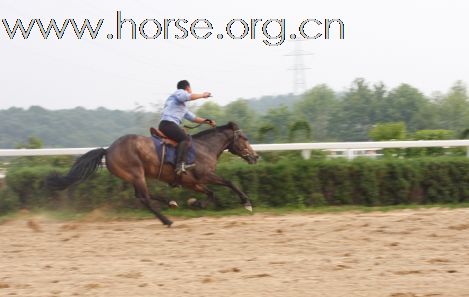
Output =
[{"x1": 46, "y1": 122, "x2": 259, "y2": 226}]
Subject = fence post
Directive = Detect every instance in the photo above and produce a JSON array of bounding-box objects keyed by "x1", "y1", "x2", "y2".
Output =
[
  {"x1": 301, "y1": 149, "x2": 311, "y2": 160},
  {"x1": 345, "y1": 149, "x2": 354, "y2": 160}
]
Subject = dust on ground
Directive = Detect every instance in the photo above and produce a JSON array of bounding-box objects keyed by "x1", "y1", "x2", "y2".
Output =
[{"x1": 1, "y1": 208, "x2": 469, "y2": 297}]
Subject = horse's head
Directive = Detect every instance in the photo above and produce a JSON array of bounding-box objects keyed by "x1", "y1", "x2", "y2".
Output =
[{"x1": 226, "y1": 122, "x2": 259, "y2": 164}]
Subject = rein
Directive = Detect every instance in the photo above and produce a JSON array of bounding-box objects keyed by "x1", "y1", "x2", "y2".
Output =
[
  {"x1": 231, "y1": 129, "x2": 251, "y2": 158},
  {"x1": 183, "y1": 119, "x2": 214, "y2": 130},
  {"x1": 183, "y1": 123, "x2": 204, "y2": 129}
]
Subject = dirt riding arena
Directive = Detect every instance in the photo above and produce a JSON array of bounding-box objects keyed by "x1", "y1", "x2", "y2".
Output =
[{"x1": 1, "y1": 208, "x2": 469, "y2": 297}]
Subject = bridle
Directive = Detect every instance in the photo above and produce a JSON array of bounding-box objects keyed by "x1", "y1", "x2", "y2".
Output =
[{"x1": 228, "y1": 129, "x2": 251, "y2": 158}]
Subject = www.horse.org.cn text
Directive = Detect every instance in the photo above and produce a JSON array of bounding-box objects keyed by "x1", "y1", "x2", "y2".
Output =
[{"x1": 1, "y1": 11, "x2": 345, "y2": 46}]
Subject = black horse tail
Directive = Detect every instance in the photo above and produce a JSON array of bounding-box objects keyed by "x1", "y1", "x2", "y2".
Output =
[{"x1": 46, "y1": 148, "x2": 106, "y2": 190}]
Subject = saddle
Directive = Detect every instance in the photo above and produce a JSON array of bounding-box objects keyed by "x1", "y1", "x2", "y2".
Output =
[
  {"x1": 150, "y1": 127, "x2": 178, "y2": 147},
  {"x1": 149, "y1": 127, "x2": 196, "y2": 169}
]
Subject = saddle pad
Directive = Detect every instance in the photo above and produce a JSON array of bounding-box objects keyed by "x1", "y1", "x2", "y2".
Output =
[{"x1": 150, "y1": 136, "x2": 196, "y2": 166}]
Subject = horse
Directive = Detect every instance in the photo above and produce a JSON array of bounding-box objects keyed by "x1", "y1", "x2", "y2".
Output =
[{"x1": 46, "y1": 122, "x2": 259, "y2": 227}]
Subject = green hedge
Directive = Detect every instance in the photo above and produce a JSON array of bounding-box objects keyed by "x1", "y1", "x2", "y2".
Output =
[{"x1": 1, "y1": 157, "x2": 468, "y2": 214}]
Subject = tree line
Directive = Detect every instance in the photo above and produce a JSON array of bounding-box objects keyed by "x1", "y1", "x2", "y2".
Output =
[
  {"x1": 197, "y1": 78, "x2": 469, "y2": 142},
  {"x1": 1, "y1": 78, "x2": 468, "y2": 148}
]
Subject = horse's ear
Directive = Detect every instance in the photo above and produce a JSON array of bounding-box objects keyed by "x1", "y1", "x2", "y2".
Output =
[{"x1": 228, "y1": 121, "x2": 239, "y2": 130}]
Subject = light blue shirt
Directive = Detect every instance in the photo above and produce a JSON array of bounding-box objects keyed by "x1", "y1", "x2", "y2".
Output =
[{"x1": 160, "y1": 89, "x2": 196, "y2": 125}]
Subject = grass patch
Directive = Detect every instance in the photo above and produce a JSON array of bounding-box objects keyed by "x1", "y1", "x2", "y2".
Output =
[{"x1": 1, "y1": 203, "x2": 469, "y2": 222}]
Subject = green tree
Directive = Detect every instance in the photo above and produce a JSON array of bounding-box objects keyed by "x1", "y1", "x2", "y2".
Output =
[
  {"x1": 369, "y1": 122, "x2": 407, "y2": 141},
  {"x1": 224, "y1": 99, "x2": 257, "y2": 139},
  {"x1": 288, "y1": 120, "x2": 312, "y2": 142},
  {"x1": 413, "y1": 129, "x2": 455, "y2": 140},
  {"x1": 195, "y1": 101, "x2": 225, "y2": 123},
  {"x1": 257, "y1": 124, "x2": 277, "y2": 143},
  {"x1": 369, "y1": 122, "x2": 407, "y2": 157},
  {"x1": 294, "y1": 84, "x2": 337, "y2": 141},
  {"x1": 15, "y1": 136, "x2": 43, "y2": 149},
  {"x1": 332, "y1": 78, "x2": 376, "y2": 141},
  {"x1": 258, "y1": 105, "x2": 295, "y2": 143},
  {"x1": 436, "y1": 81, "x2": 469, "y2": 134},
  {"x1": 381, "y1": 84, "x2": 429, "y2": 131}
]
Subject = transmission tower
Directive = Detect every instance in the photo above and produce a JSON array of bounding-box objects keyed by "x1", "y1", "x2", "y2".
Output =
[{"x1": 285, "y1": 39, "x2": 313, "y2": 94}]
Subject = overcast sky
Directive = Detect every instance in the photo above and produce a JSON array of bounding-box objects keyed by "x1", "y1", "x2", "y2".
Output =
[{"x1": 0, "y1": 0, "x2": 468, "y2": 110}]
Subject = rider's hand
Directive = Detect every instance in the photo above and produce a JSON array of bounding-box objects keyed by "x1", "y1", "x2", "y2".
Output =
[
  {"x1": 202, "y1": 92, "x2": 211, "y2": 98},
  {"x1": 205, "y1": 119, "x2": 216, "y2": 127}
]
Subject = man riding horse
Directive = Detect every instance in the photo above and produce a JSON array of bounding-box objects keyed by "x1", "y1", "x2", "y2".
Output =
[
  {"x1": 46, "y1": 81, "x2": 259, "y2": 227},
  {"x1": 158, "y1": 80, "x2": 216, "y2": 175}
]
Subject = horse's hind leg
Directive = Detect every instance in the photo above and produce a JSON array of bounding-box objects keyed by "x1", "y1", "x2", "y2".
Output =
[
  {"x1": 190, "y1": 184, "x2": 222, "y2": 209},
  {"x1": 133, "y1": 178, "x2": 173, "y2": 227}
]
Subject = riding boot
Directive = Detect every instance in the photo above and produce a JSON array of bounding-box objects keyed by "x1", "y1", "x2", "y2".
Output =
[{"x1": 175, "y1": 140, "x2": 195, "y2": 175}]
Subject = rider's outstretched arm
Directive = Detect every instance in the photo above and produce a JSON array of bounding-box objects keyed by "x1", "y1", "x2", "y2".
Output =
[{"x1": 190, "y1": 92, "x2": 211, "y2": 100}]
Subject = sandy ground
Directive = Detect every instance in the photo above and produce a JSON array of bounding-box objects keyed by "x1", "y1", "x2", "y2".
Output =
[{"x1": 1, "y1": 209, "x2": 469, "y2": 297}]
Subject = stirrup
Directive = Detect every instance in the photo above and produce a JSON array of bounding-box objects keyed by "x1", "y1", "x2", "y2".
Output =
[
  {"x1": 185, "y1": 163, "x2": 195, "y2": 170},
  {"x1": 175, "y1": 162, "x2": 195, "y2": 175},
  {"x1": 175, "y1": 163, "x2": 185, "y2": 175}
]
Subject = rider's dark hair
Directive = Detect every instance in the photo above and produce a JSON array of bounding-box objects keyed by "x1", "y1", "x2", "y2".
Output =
[{"x1": 177, "y1": 80, "x2": 190, "y2": 90}]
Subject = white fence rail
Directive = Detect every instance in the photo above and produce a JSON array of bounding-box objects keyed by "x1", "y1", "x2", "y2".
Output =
[
  {"x1": 253, "y1": 140, "x2": 469, "y2": 159},
  {"x1": 0, "y1": 140, "x2": 468, "y2": 159}
]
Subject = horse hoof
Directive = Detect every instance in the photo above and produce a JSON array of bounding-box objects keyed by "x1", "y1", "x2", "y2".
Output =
[
  {"x1": 165, "y1": 221, "x2": 173, "y2": 227},
  {"x1": 169, "y1": 201, "x2": 178, "y2": 209},
  {"x1": 244, "y1": 204, "x2": 253, "y2": 212}
]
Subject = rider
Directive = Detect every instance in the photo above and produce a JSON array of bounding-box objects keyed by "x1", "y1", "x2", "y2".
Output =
[{"x1": 159, "y1": 80, "x2": 216, "y2": 175}]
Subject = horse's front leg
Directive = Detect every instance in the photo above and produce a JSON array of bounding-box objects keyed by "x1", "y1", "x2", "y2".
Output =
[
  {"x1": 204, "y1": 173, "x2": 252, "y2": 211},
  {"x1": 150, "y1": 194, "x2": 179, "y2": 209},
  {"x1": 133, "y1": 180, "x2": 173, "y2": 226},
  {"x1": 135, "y1": 186, "x2": 178, "y2": 209}
]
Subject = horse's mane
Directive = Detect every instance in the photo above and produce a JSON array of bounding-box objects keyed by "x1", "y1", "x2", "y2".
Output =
[{"x1": 192, "y1": 122, "x2": 237, "y2": 139}]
